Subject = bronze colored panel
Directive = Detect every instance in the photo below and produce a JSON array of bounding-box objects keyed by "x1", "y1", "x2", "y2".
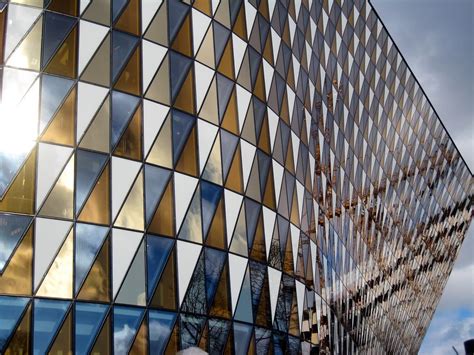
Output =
[
  {"x1": 45, "y1": 26, "x2": 78, "y2": 79},
  {"x1": 148, "y1": 178, "x2": 175, "y2": 237},
  {"x1": 48, "y1": 0, "x2": 78, "y2": 16},
  {"x1": 115, "y1": 104, "x2": 142, "y2": 161},
  {"x1": 78, "y1": 236, "x2": 110, "y2": 302},
  {"x1": 151, "y1": 249, "x2": 176, "y2": 310},
  {"x1": 115, "y1": 0, "x2": 140, "y2": 36},
  {"x1": 48, "y1": 309, "x2": 73, "y2": 355},
  {"x1": 78, "y1": 163, "x2": 110, "y2": 225},
  {"x1": 91, "y1": 314, "x2": 111, "y2": 354},
  {"x1": 114, "y1": 46, "x2": 141, "y2": 96},
  {"x1": 4, "y1": 303, "x2": 32, "y2": 355},
  {"x1": 0, "y1": 148, "x2": 36, "y2": 214},
  {"x1": 0, "y1": 226, "x2": 33, "y2": 295}
]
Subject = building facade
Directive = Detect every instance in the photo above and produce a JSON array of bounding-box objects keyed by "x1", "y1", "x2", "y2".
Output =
[{"x1": 0, "y1": 0, "x2": 472, "y2": 354}]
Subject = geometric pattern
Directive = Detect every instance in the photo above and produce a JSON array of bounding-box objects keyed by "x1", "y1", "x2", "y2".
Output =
[{"x1": 0, "y1": 0, "x2": 472, "y2": 354}]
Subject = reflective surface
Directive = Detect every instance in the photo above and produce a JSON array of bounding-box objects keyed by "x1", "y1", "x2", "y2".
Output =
[{"x1": 0, "y1": 0, "x2": 472, "y2": 354}]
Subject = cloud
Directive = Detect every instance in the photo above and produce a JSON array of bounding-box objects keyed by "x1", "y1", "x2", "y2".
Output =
[{"x1": 419, "y1": 311, "x2": 474, "y2": 355}]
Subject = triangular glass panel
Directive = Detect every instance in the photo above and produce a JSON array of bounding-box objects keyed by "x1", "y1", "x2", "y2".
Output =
[
  {"x1": 33, "y1": 299, "x2": 70, "y2": 354},
  {"x1": 200, "y1": 181, "x2": 222, "y2": 239},
  {"x1": 75, "y1": 149, "x2": 108, "y2": 213},
  {"x1": 114, "y1": 0, "x2": 140, "y2": 36},
  {"x1": 111, "y1": 90, "x2": 140, "y2": 148},
  {"x1": 112, "y1": 0, "x2": 128, "y2": 22},
  {"x1": 169, "y1": 51, "x2": 192, "y2": 101},
  {"x1": 0, "y1": 296, "x2": 29, "y2": 351},
  {"x1": 111, "y1": 30, "x2": 139, "y2": 82},
  {"x1": 208, "y1": 319, "x2": 231, "y2": 354},
  {"x1": 0, "y1": 226, "x2": 33, "y2": 295},
  {"x1": 74, "y1": 302, "x2": 108, "y2": 355},
  {"x1": 220, "y1": 130, "x2": 239, "y2": 180},
  {"x1": 42, "y1": 12, "x2": 76, "y2": 68},
  {"x1": 78, "y1": 163, "x2": 110, "y2": 225},
  {"x1": 40, "y1": 74, "x2": 74, "y2": 133},
  {"x1": 44, "y1": 25, "x2": 78, "y2": 78},
  {"x1": 75, "y1": 223, "x2": 109, "y2": 294},
  {"x1": 77, "y1": 236, "x2": 110, "y2": 302},
  {"x1": 83, "y1": 0, "x2": 111, "y2": 26},
  {"x1": 114, "y1": 104, "x2": 142, "y2": 160},
  {"x1": 113, "y1": 306, "x2": 145, "y2": 354},
  {"x1": 148, "y1": 310, "x2": 177, "y2": 354},
  {"x1": 179, "y1": 314, "x2": 206, "y2": 350},
  {"x1": 234, "y1": 267, "x2": 253, "y2": 323},
  {"x1": 0, "y1": 213, "x2": 32, "y2": 273},
  {"x1": 168, "y1": 0, "x2": 189, "y2": 42},
  {"x1": 233, "y1": 322, "x2": 253, "y2": 355},
  {"x1": 116, "y1": 240, "x2": 146, "y2": 306},
  {"x1": 146, "y1": 235, "x2": 174, "y2": 300},
  {"x1": 216, "y1": 73, "x2": 234, "y2": 121},
  {"x1": 172, "y1": 109, "x2": 195, "y2": 165},
  {"x1": 204, "y1": 248, "x2": 226, "y2": 307},
  {"x1": 144, "y1": 164, "x2": 172, "y2": 225}
]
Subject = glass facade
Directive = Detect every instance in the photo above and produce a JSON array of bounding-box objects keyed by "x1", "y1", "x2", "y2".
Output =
[{"x1": 0, "y1": 0, "x2": 472, "y2": 353}]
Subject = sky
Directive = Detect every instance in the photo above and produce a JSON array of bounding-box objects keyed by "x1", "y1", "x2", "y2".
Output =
[{"x1": 370, "y1": 0, "x2": 474, "y2": 354}]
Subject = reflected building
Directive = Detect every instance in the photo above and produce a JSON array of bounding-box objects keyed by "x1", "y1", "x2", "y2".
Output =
[{"x1": 0, "y1": 0, "x2": 472, "y2": 354}]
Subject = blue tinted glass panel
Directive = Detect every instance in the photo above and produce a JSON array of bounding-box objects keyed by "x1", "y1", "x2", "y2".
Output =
[
  {"x1": 112, "y1": 31, "x2": 139, "y2": 81},
  {"x1": 111, "y1": 90, "x2": 140, "y2": 148},
  {"x1": 113, "y1": 306, "x2": 144, "y2": 354},
  {"x1": 200, "y1": 182, "x2": 222, "y2": 238},
  {"x1": 208, "y1": 319, "x2": 230, "y2": 353},
  {"x1": 234, "y1": 270, "x2": 253, "y2": 323},
  {"x1": 0, "y1": 151, "x2": 29, "y2": 198},
  {"x1": 0, "y1": 213, "x2": 32, "y2": 272},
  {"x1": 172, "y1": 109, "x2": 195, "y2": 164},
  {"x1": 216, "y1": 74, "x2": 233, "y2": 119},
  {"x1": 179, "y1": 314, "x2": 205, "y2": 349},
  {"x1": 146, "y1": 235, "x2": 173, "y2": 299},
  {"x1": 33, "y1": 299, "x2": 70, "y2": 355},
  {"x1": 0, "y1": 296, "x2": 28, "y2": 351},
  {"x1": 168, "y1": 0, "x2": 188, "y2": 41},
  {"x1": 213, "y1": 22, "x2": 229, "y2": 64},
  {"x1": 144, "y1": 165, "x2": 171, "y2": 224},
  {"x1": 112, "y1": 0, "x2": 128, "y2": 21},
  {"x1": 75, "y1": 223, "x2": 109, "y2": 293},
  {"x1": 148, "y1": 310, "x2": 176, "y2": 353},
  {"x1": 75, "y1": 149, "x2": 107, "y2": 212},
  {"x1": 204, "y1": 248, "x2": 225, "y2": 305},
  {"x1": 42, "y1": 12, "x2": 76, "y2": 66},
  {"x1": 40, "y1": 74, "x2": 74, "y2": 132},
  {"x1": 220, "y1": 130, "x2": 239, "y2": 177},
  {"x1": 233, "y1": 322, "x2": 253, "y2": 355},
  {"x1": 75, "y1": 302, "x2": 108, "y2": 355},
  {"x1": 169, "y1": 52, "x2": 192, "y2": 100}
]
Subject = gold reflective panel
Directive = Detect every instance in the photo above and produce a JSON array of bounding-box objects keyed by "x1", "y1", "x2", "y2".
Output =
[
  {"x1": 114, "y1": 104, "x2": 142, "y2": 161},
  {"x1": 250, "y1": 215, "x2": 266, "y2": 262},
  {"x1": 0, "y1": 226, "x2": 33, "y2": 295},
  {"x1": 221, "y1": 89, "x2": 239, "y2": 135},
  {"x1": 36, "y1": 228, "x2": 73, "y2": 298},
  {"x1": 147, "y1": 114, "x2": 172, "y2": 168},
  {"x1": 48, "y1": 309, "x2": 73, "y2": 355},
  {"x1": 148, "y1": 179, "x2": 175, "y2": 237},
  {"x1": 47, "y1": 0, "x2": 78, "y2": 16},
  {"x1": 81, "y1": 34, "x2": 110, "y2": 86},
  {"x1": 45, "y1": 26, "x2": 78, "y2": 79},
  {"x1": 4, "y1": 303, "x2": 32, "y2": 355},
  {"x1": 151, "y1": 249, "x2": 176, "y2": 310},
  {"x1": 78, "y1": 163, "x2": 110, "y2": 225},
  {"x1": 115, "y1": 170, "x2": 144, "y2": 231},
  {"x1": 115, "y1": 0, "x2": 140, "y2": 36},
  {"x1": 209, "y1": 262, "x2": 231, "y2": 319},
  {"x1": 225, "y1": 145, "x2": 244, "y2": 193},
  {"x1": 193, "y1": 0, "x2": 212, "y2": 16},
  {"x1": 41, "y1": 86, "x2": 76, "y2": 147},
  {"x1": 6, "y1": 17, "x2": 42, "y2": 71},
  {"x1": 174, "y1": 68, "x2": 195, "y2": 115},
  {"x1": 176, "y1": 126, "x2": 198, "y2": 177},
  {"x1": 217, "y1": 39, "x2": 234, "y2": 80},
  {"x1": 206, "y1": 197, "x2": 226, "y2": 249},
  {"x1": 79, "y1": 96, "x2": 110, "y2": 153},
  {"x1": 39, "y1": 155, "x2": 75, "y2": 219},
  {"x1": 232, "y1": 4, "x2": 247, "y2": 40},
  {"x1": 0, "y1": 148, "x2": 36, "y2": 214},
  {"x1": 78, "y1": 236, "x2": 110, "y2": 302},
  {"x1": 114, "y1": 46, "x2": 141, "y2": 96},
  {"x1": 171, "y1": 13, "x2": 192, "y2": 57},
  {"x1": 129, "y1": 317, "x2": 148, "y2": 355},
  {"x1": 91, "y1": 314, "x2": 111, "y2": 354},
  {"x1": 262, "y1": 168, "x2": 276, "y2": 209}
]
